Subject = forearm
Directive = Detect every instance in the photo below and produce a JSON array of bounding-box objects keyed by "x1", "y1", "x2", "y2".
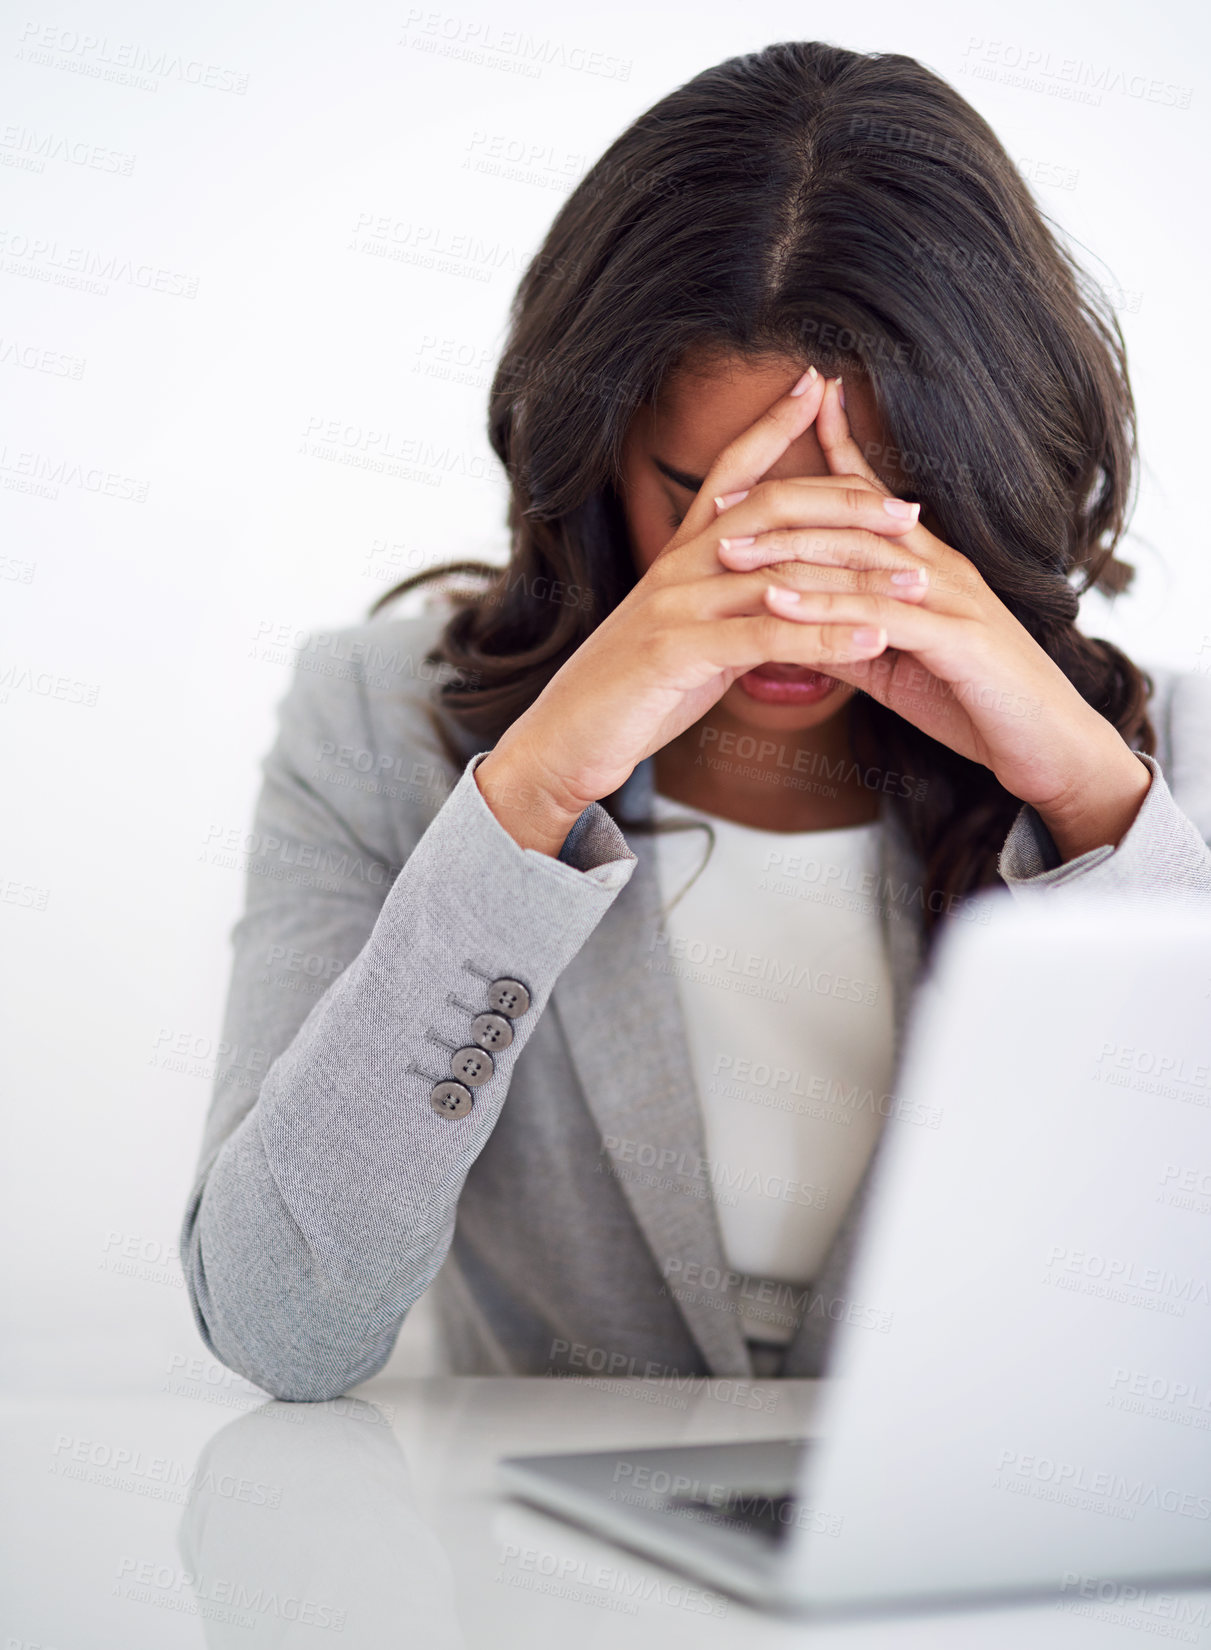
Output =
[{"x1": 181, "y1": 747, "x2": 637, "y2": 1401}]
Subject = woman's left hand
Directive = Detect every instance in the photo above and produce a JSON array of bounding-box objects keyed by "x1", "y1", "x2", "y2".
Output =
[{"x1": 713, "y1": 376, "x2": 1152, "y2": 862}]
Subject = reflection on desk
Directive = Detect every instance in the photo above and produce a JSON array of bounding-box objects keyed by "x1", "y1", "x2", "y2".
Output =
[
  {"x1": 3, "y1": 1376, "x2": 1210, "y2": 1647},
  {"x1": 179, "y1": 1394, "x2": 465, "y2": 1645}
]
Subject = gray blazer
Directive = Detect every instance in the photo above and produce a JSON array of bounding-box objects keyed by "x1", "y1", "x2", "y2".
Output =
[{"x1": 180, "y1": 606, "x2": 1211, "y2": 1400}]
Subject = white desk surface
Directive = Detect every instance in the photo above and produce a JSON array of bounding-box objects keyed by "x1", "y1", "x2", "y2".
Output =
[{"x1": 3, "y1": 1373, "x2": 1208, "y2": 1647}]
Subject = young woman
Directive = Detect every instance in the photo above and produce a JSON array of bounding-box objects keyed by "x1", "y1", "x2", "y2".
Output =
[{"x1": 182, "y1": 41, "x2": 1211, "y2": 1400}]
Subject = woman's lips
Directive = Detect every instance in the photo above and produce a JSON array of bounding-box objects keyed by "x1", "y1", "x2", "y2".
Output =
[
  {"x1": 749, "y1": 661, "x2": 822, "y2": 681},
  {"x1": 735, "y1": 663, "x2": 838, "y2": 705}
]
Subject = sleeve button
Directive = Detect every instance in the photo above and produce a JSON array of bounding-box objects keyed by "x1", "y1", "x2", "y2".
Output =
[
  {"x1": 470, "y1": 1011, "x2": 514, "y2": 1051},
  {"x1": 451, "y1": 1046, "x2": 495, "y2": 1086},
  {"x1": 431, "y1": 1080, "x2": 474, "y2": 1119},
  {"x1": 488, "y1": 977, "x2": 531, "y2": 1017}
]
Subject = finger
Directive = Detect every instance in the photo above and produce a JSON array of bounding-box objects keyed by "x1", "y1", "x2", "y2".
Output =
[
  {"x1": 718, "y1": 527, "x2": 975, "y2": 604},
  {"x1": 811, "y1": 645, "x2": 971, "y2": 749},
  {"x1": 760, "y1": 581, "x2": 942, "y2": 643},
  {"x1": 814, "y1": 379, "x2": 967, "y2": 588},
  {"x1": 673, "y1": 366, "x2": 827, "y2": 546},
  {"x1": 717, "y1": 526, "x2": 929, "y2": 578},
  {"x1": 712, "y1": 477, "x2": 921, "y2": 545},
  {"x1": 818, "y1": 645, "x2": 974, "y2": 754},
  {"x1": 695, "y1": 612, "x2": 891, "y2": 671},
  {"x1": 683, "y1": 568, "x2": 941, "y2": 634},
  {"x1": 767, "y1": 558, "x2": 933, "y2": 604},
  {"x1": 816, "y1": 375, "x2": 890, "y2": 491}
]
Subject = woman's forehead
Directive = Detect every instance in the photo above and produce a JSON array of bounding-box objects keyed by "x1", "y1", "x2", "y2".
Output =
[{"x1": 635, "y1": 352, "x2": 903, "y2": 491}]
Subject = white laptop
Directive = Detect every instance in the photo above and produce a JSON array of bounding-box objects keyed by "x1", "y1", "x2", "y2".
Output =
[{"x1": 498, "y1": 892, "x2": 1211, "y2": 1613}]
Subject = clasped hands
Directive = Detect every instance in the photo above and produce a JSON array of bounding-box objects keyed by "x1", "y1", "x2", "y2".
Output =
[{"x1": 707, "y1": 370, "x2": 1151, "y2": 863}]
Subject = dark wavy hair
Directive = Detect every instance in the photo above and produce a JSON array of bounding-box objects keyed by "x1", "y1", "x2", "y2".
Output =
[{"x1": 369, "y1": 39, "x2": 1154, "y2": 936}]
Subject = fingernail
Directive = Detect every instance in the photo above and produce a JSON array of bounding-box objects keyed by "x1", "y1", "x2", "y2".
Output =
[
  {"x1": 714, "y1": 489, "x2": 750, "y2": 511},
  {"x1": 851, "y1": 626, "x2": 886, "y2": 649},
  {"x1": 883, "y1": 497, "x2": 920, "y2": 521},
  {"x1": 835, "y1": 377, "x2": 846, "y2": 410},
  {"x1": 767, "y1": 585, "x2": 800, "y2": 604},
  {"x1": 718, "y1": 536, "x2": 757, "y2": 549},
  {"x1": 789, "y1": 366, "x2": 818, "y2": 397},
  {"x1": 890, "y1": 567, "x2": 928, "y2": 586}
]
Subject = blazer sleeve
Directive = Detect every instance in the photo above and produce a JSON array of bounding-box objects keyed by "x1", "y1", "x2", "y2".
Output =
[
  {"x1": 997, "y1": 668, "x2": 1211, "y2": 899},
  {"x1": 179, "y1": 650, "x2": 638, "y2": 1402}
]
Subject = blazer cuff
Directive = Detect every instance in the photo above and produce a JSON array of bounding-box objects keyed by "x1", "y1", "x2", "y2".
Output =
[
  {"x1": 998, "y1": 752, "x2": 1211, "y2": 897},
  {"x1": 466, "y1": 749, "x2": 637, "y2": 889}
]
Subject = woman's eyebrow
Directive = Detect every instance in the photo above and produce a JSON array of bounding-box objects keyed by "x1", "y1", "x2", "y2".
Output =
[{"x1": 652, "y1": 455, "x2": 705, "y2": 492}]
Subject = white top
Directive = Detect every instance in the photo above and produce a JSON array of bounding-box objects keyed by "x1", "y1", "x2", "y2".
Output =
[{"x1": 647, "y1": 789, "x2": 897, "y2": 1343}]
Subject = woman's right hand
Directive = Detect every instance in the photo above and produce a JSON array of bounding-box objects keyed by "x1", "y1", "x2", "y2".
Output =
[{"x1": 475, "y1": 367, "x2": 925, "y2": 855}]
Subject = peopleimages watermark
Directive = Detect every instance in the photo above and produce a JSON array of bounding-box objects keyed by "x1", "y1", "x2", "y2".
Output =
[
  {"x1": 162, "y1": 1352, "x2": 304, "y2": 1423},
  {"x1": 462, "y1": 128, "x2": 585, "y2": 196},
  {"x1": 0, "y1": 228, "x2": 198, "y2": 297},
  {"x1": 249, "y1": 619, "x2": 478, "y2": 688},
  {"x1": 398, "y1": 10, "x2": 632, "y2": 82},
  {"x1": 757, "y1": 845, "x2": 993, "y2": 927},
  {"x1": 51, "y1": 1435, "x2": 283, "y2": 1509},
  {"x1": 1056, "y1": 1572, "x2": 1211, "y2": 1641},
  {"x1": 15, "y1": 22, "x2": 250, "y2": 93},
  {"x1": 958, "y1": 36, "x2": 1192, "y2": 110},
  {"x1": 1092, "y1": 1041, "x2": 1211, "y2": 1107},
  {"x1": 1018, "y1": 155, "x2": 1079, "y2": 192},
  {"x1": 1157, "y1": 1162, "x2": 1211, "y2": 1217},
  {"x1": 608, "y1": 1460, "x2": 844, "y2": 1539},
  {"x1": 645, "y1": 927, "x2": 881, "y2": 1007},
  {"x1": 1108, "y1": 1366, "x2": 1211, "y2": 1431},
  {"x1": 0, "y1": 333, "x2": 86, "y2": 378},
  {"x1": 495, "y1": 1540, "x2": 726, "y2": 1618},
  {"x1": 861, "y1": 436, "x2": 976, "y2": 502},
  {"x1": 695, "y1": 726, "x2": 928, "y2": 799},
  {"x1": 0, "y1": 440, "x2": 149, "y2": 502},
  {"x1": 0, "y1": 122, "x2": 136, "y2": 174},
  {"x1": 546, "y1": 1338, "x2": 779, "y2": 1409},
  {"x1": 1042, "y1": 1245, "x2": 1210, "y2": 1316},
  {"x1": 150, "y1": 1026, "x2": 271, "y2": 1087},
  {"x1": 598, "y1": 1134, "x2": 829, "y2": 1211},
  {"x1": 100, "y1": 1229, "x2": 183, "y2": 1289},
  {"x1": 846, "y1": 112, "x2": 982, "y2": 169},
  {"x1": 348, "y1": 211, "x2": 581, "y2": 286},
  {"x1": 299, "y1": 414, "x2": 503, "y2": 488},
  {"x1": 0, "y1": 661, "x2": 100, "y2": 706},
  {"x1": 993, "y1": 1448, "x2": 1211, "y2": 1522},
  {"x1": 662, "y1": 1260, "x2": 895, "y2": 1334},
  {"x1": 257, "y1": 941, "x2": 349, "y2": 1000},
  {"x1": 112, "y1": 1557, "x2": 346, "y2": 1632},
  {"x1": 709, "y1": 1053, "x2": 943, "y2": 1127},
  {"x1": 2, "y1": 876, "x2": 50, "y2": 911}
]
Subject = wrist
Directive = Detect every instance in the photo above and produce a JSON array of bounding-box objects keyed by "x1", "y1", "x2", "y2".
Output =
[
  {"x1": 474, "y1": 747, "x2": 588, "y2": 858},
  {"x1": 1033, "y1": 740, "x2": 1153, "y2": 864}
]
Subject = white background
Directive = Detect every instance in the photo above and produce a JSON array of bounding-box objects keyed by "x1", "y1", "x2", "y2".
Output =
[{"x1": 2, "y1": 0, "x2": 1207, "y2": 1393}]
